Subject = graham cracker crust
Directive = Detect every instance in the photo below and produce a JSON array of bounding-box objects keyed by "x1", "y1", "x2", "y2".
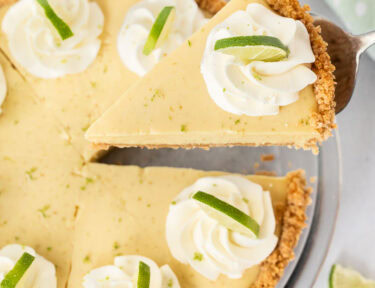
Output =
[
  {"x1": 0, "y1": 0, "x2": 16, "y2": 5},
  {"x1": 195, "y1": 0, "x2": 226, "y2": 15},
  {"x1": 252, "y1": 169, "x2": 312, "y2": 287}
]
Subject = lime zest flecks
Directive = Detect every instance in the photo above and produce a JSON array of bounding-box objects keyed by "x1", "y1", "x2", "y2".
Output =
[
  {"x1": 193, "y1": 252, "x2": 203, "y2": 262},
  {"x1": 252, "y1": 70, "x2": 263, "y2": 81},
  {"x1": 36, "y1": 0, "x2": 74, "y2": 40},
  {"x1": 25, "y1": 167, "x2": 38, "y2": 180},
  {"x1": 0, "y1": 252, "x2": 35, "y2": 288},
  {"x1": 83, "y1": 255, "x2": 91, "y2": 264},
  {"x1": 38, "y1": 204, "x2": 51, "y2": 218},
  {"x1": 81, "y1": 124, "x2": 90, "y2": 132},
  {"x1": 113, "y1": 242, "x2": 120, "y2": 250},
  {"x1": 80, "y1": 177, "x2": 94, "y2": 191}
]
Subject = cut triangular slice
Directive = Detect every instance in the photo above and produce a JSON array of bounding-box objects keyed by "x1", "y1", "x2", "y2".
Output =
[
  {"x1": 68, "y1": 165, "x2": 310, "y2": 288},
  {"x1": 86, "y1": 0, "x2": 335, "y2": 153}
]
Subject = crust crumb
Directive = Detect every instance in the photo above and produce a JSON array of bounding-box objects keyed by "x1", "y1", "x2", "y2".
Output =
[
  {"x1": 195, "y1": 0, "x2": 226, "y2": 15},
  {"x1": 260, "y1": 154, "x2": 275, "y2": 162},
  {"x1": 255, "y1": 170, "x2": 276, "y2": 176},
  {"x1": 253, "y1": 162, "x2": 260, "y2": 170}
]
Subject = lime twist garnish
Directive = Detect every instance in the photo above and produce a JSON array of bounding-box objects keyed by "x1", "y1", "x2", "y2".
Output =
[
  {"x1": 192, "y1": 191, "x2": 260, "y2": 238},
  {"x1": 36, "y1": 0, "x2": 74, "y2": 40},
  {"x1": 329, "y1": 264, "x2": 375, "y2": 288},
  {"x1": 137, "y1": 261, "x2": 151, "y2": 288},
  {"x1": 143, "y1": 6, "x2": 175, "y2": 56},
  {"x1": 214, "y1": 35, "x2": 290, "y2": 62},
  {"x1": 0, "y1": 252, "x2": 35, "y2": 288}
]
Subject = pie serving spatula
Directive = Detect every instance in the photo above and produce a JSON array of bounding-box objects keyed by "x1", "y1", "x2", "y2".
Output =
[{"x1": 312, "y1": 15, "x2": 375, "y2": 114}]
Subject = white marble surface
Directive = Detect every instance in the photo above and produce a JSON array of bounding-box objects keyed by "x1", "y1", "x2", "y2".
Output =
[{"x1": 301, "y1": 0, "x2": 375, "y2": 286}]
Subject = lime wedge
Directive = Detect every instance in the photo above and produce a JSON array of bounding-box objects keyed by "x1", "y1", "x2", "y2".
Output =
[
  {"x1": 143, "y1": 6, "x2": 175, "y2": 56},
  {"x1": 192, "y1": 191, "x2": 260, "y2": 238},
  {"x1": 214, "y1": 36, "x2": 289, "y2": 62},
  {"x1": 0, "y1": 252, "x2": 35, "y2": 288},
  {"x1": 36, "y1": 0, "x2": 74, "y2": 40},
  {"x1": 329, "y1": 264, "x2": 375, "y2": 288},
  {"x1": 137, "y1": 261, "x2": 151, "y2": 288}
]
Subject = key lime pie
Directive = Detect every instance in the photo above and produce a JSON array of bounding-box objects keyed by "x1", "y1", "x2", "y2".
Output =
[
  {"x1": 86, "y1": 0, "x2": 336, "y2": 153},
  {"x1": 0, "y1": 0, "x2": 219, "y2": 160},
  {"x1": 0, "y1": 0, "x2": 323, "y2": 287}
]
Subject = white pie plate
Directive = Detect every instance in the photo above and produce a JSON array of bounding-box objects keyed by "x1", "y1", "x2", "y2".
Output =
[{"x1": 101, "y1": 130, "x2": 341, "y2": 287}]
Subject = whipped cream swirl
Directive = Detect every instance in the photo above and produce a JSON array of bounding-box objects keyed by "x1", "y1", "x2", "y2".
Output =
[
  {"x1": 118, "y1": 0, "x2": 207, "y2": 76},
  {"x1": 0, "y1": 64, "x2": 6, "y2": 114},
  {"x1": 166, "y1": 175, "x2": 278, "y2": 280},
  {"x1": 0, "y1": 244, "x2": 57, "y2": 287},
  {"x1": 2, "y1": 0, "x2": 104, "y2": 79},
  {"x1": 201, "y1": 3, "x2": 317, "y2": 116},
  {"x1": 83, "y1": 255, "x2": 180, "y2": 288}
]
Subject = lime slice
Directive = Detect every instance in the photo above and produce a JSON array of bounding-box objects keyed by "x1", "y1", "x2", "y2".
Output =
[
  {"x1": 143, "y1": 6, "x2": 175, "y2": 56},
  {"x1": 36, "y1": 0, "x2": 74, "y2": 40},
  {"x1": 137, "y1": 261, "x2": 151, "y2": 288},
  {"x1": 214, "y1": 36, "x2": 289, "y2": 62},
  {"x1": 329, "y1": 264, "x2": 375, "y2": 288},
  {"x1": 192, "y1": 191, "x2": 260, "y2": 238},
  {"x1": 0, "y1": 252, "x2": 35, "y2": 288}
]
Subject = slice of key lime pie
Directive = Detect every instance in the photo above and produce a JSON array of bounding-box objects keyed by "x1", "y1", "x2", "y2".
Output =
[
  {"x1": 67, "y1": 164, "x2": 310, "y2": 288},
  {"x1": 0, "y1": 0, "x2": 222, "y2": 160},
  {"x1": 86, "y1": 0, "x2": 335, "y2": 153}
]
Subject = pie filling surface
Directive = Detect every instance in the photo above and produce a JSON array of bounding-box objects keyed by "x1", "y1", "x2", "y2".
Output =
[{"x1": 0, "y1": 0, "x2": 323, "y2": 287}]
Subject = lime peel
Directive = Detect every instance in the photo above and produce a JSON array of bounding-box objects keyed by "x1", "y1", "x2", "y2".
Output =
[
  {"x1": 192, "y1": 191, "x2": 260, "y2": 238},
  {"x1": 214, "y1": 36, "x2": 289, "y2": 62},
  {"x1": 0, "y1": 252, "x2": 35, "y2": 288},
  {"x1": 137, "y1": 261, "x2": 151, "y2": 288},
  {"x1": 143, "y1": 6, "x2": 175, "y2": 56},
  {"x1": 36, "y1": 0, "x2": 74, "y2": 40}
]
